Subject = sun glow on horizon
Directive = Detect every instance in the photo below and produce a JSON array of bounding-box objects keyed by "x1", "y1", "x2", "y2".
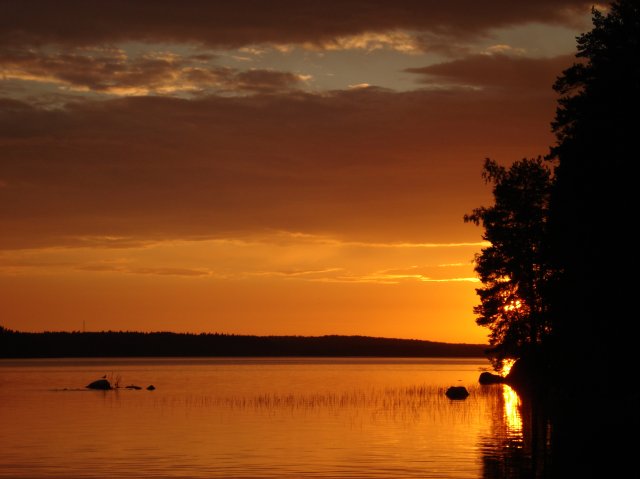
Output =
[{"x1": 0, "y1": 233, "x2": 488, "y2": 343}]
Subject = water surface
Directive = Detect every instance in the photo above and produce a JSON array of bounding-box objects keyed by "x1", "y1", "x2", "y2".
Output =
[{"x1": 0, "y1": 357, "x2": 531, "y2": 478}]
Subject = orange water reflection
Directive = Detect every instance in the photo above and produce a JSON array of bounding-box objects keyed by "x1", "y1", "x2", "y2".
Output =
[
  {"x1": 1, "y1": 358, "x2": 499, "y2": 479},
  {"x1": 477, "y1": 381, "x2": 558, "y2": 478},
  {"x1": 502, "y1": 384, "x2": 523, "y2": 435}
]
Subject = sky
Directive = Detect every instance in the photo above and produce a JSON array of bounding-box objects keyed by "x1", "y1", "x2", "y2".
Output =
[{"x1": 0, "y1": 1, "x2": 596, "y2": 343}]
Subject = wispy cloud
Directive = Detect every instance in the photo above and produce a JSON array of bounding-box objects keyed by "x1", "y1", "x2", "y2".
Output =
[
  {"x1": 0, "y1": 46, "x2": 307, "y2": 96},
  {"x1": 0, "y1": 233, "x2": 480, "y2": 286},
  {"x1": 302, "y1": 272, "x2": 479, "y2": 285},
  {"x1": 253, "y1": 267, "x2": 345, "y2": 278},
  {"x1": 77, "y1": 264, "x2": 211, "y2": 277},
  {"x1": 237, "y1": 231, "x2": 489, "y2": 249},
  {"x1": 241, "y1": 256, "x2": 479, "y2": 285},
  {"x1": 130, "y1": 267, "x2": 212, "y2": 277},
  {"x1": 307, "y1": 31, "x2": 421, "y2": 53}
]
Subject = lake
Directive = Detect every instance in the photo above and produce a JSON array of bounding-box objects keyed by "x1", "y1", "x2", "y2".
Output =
[{"x1": 0, "y1": 358, "x2": 543, "y2": 478}]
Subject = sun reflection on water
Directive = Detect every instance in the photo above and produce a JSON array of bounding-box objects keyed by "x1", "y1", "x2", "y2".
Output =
[{"x1": 502, "y1": 384, "x2": 523, "y2": 435}]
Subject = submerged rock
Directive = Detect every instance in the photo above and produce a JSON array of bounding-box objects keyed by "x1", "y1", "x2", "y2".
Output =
[
  {"x1": 445, "y1": 386, "x2": 469, "y2": 400},
  {"x1": 479, "y1": 372, "x2": 505, "y2": 385},
  {"x1": 86, "y1": 379, "x2": 112, "y2": 390},
  {"x1": 125, "y1": 385, "x2": 142, "y2": 390}
]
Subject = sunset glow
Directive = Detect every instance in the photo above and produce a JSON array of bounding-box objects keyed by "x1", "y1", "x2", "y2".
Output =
[{"x1": 0, "y1": 1, "x2": 593, "y2": 342}]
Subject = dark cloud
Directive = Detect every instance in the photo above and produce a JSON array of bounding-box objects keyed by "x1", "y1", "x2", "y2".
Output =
[
  {"x1": 405, "y1": 54, "x2": 575, "y2": 91},
  {"x1": 0, "y1": 85, "x2": 557, "y2": 249},
  {"x1": 0, "y1": 98, "x2": 72, "y2": 136},
  {"x1": 1, "y1": 1, "x2": 593, "y2": 49},
  {"x1": 232, "y1": 70, "x2": 307, "y2": 93}
]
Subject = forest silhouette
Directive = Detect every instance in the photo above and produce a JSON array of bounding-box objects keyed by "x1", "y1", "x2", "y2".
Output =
[
  {"x1": 0, "y1": 327, "x2": 486, "y2": 358},
  {"x1": 466, "y1": 1, "x2": 639, "y2": 476}
]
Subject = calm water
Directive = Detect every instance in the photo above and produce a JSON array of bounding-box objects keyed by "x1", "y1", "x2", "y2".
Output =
[{"x1": 0, "y1": 358, "x2": 538, "y2": 478}]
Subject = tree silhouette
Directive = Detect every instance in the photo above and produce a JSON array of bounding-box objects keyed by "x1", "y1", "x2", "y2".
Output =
[
  {"x1": 465, "y1": 157, "x2": 553, "y2": 370},
  {"x1": 466, "y1": 1, "x2": 639, "y2": 379},
  {"x1": 548, "y1": 0, "x2": 639, "y2": 383},
  {"x1": 465, "y1": 3, "x2": 639, "y2": 473}
]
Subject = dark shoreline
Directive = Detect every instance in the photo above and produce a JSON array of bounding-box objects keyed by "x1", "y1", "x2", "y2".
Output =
[{"x1": 0, "y1": 329, "x2": 488, "y2": 359}]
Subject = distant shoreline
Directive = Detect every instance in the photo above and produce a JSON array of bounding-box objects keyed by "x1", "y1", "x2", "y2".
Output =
[{"x1": 0, "y1": 328, "x2": 488, "y2": 359}]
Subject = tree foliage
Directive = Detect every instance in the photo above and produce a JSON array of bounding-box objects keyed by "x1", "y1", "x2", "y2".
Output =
[
  {"x1": 548, "y1": 0, "x2": 639, "y2": 376},
  {"x1": 465, "y1": 157, "x2": 553, "y2": 369},
  {"x1": 550, "y1": 0, "x2": 639, "y2": 248}
]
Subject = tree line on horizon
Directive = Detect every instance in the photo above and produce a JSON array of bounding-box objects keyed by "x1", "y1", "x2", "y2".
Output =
[
  {"x1": 465, "y1": 0, "x2": 637, "y2": 389},
  {"x1": 0, "y1": 327, "x2": 487, "y2": 358}
]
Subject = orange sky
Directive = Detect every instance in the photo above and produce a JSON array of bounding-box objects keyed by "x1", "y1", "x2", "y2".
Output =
[{"x1": 0, "y1": 1, "x2": 594, "y2": 343}]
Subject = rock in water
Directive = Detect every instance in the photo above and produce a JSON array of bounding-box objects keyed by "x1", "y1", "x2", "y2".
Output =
[
  {"x1": 86, "y1": 379, "x2": 112, "y2": 390},
  {"x1": 479, "y1": 372, "x2": 504, "y2": 385},
  {"x1": 146, "y1": 385, "x2": 156, "y2": 391},
  {"x1": 445, "y1": 386, "x2": 469, "y2": 400}
]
